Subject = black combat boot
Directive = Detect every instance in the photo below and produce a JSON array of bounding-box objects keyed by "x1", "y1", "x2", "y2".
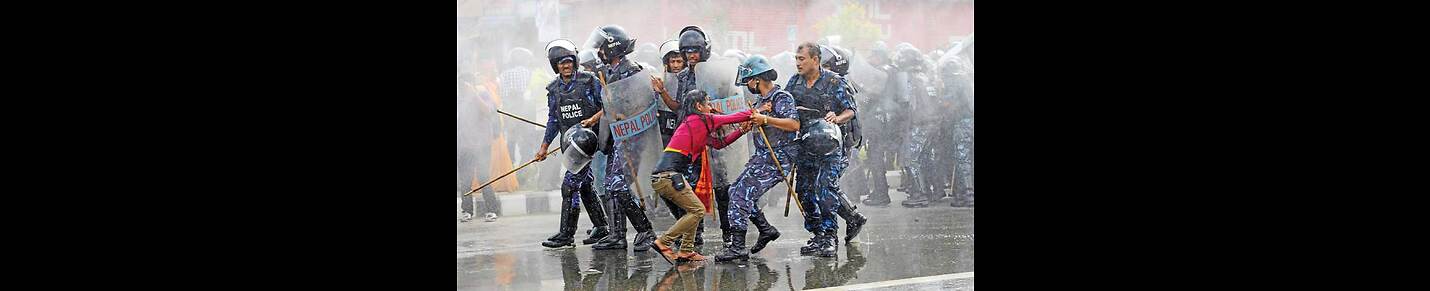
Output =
[
  {"x1": 900, "y1": 167, "x2": 930, "y2": 208},
  {"x1": 843, "y1": 211, "x2": 867, "y2": 244},
  {"x1": 583, "y1": 226, "x2": 610, "y2": 245},
  {"x1": 749, "y1": 212, "x2": 781, "y2": 254},
  {"x1": 542, "y1": 195, "x2": 580, "y2": 248},
  {"x1": 592, "y1": 196, "x2": 628, "y2": 250},
  {"x1": 578, "y1": 183, "x2": 609, "y2": 244},
  {"x1": 800, "y1": 233, "x2": 820, "y2": 256},
  {"x1": 619, "y1": 190, "x2": 656, "y2": 252},
  {"x1": 815, "y1": 230, "x2": 838, "y2": 257},
  {"x1": 714, "y1": 230, "x2": 749, "y2": 262}
]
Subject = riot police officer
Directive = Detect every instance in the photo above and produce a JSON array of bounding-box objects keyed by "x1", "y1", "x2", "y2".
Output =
[
  {"x1": 533, "y1": 39, "x2": 611, "y2": 248},
  {"x1": 860, "y1": 42, "x2": 900, "y2": 206},
  {"x1": 818, "y1": 45, "x2": 869, "y2": 244},
  {"x1": 715, "y1": 55, "x2": 799, "y2": 262},
  {"x1": 588, "y1": 25, "x2": 658, "y2": 251},
  {"x1": 786, "y1": 42, "x2": 856, "y2": 257},
  {"x1": 890, "y1": 43, "x2": 940, "y2": 208}
]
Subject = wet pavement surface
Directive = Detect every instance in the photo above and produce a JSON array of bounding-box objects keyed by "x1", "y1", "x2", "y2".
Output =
[{"x1": 458, "y1": 190, "x2": 973, "y2": 290}]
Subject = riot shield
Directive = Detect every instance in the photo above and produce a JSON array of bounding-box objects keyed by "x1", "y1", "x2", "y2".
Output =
[
  {"x1": 655, "y1": 71, "x2": 683, "y2": 139},
  {"x1": 596, "y1": 68, "x2": 663, "y2": 207},
  {"x1": 890, "y1": 70, "x2": 930, "y2": 124},
  {"x1": 695, "y1": 55, "x2": 752, "y2": 185},
  {"x1": 663, "y1": 71, "x2": 681, "y2": 105},
  {"x1": 598, "y1": 69, "x2": 658, "y2": 141},
  {"x1": 695, "y1": 55, "x2": 745, "y2": 114},
  {"x1": 847, "y1": 54, "x2": 888, "y2": 97}
]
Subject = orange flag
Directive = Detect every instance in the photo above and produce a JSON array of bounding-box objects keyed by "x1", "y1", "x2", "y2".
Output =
[{"x1": 693, "y1": 150, "x2": 714, "y2": 214}]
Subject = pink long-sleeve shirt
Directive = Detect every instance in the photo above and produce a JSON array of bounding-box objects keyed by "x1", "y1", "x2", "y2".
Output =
[{"x1": 664, "y1": 110, "x2": 753, "y2": 157}]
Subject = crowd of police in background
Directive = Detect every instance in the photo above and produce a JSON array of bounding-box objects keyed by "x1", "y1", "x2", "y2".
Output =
[{"x1": 457, "y1": 26, "x2": 974, "y2": 234}]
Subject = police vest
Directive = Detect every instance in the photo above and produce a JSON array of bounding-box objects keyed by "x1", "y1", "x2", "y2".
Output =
[{"x1": 549, "y1": 72, "x2": 600, "y2": 133}]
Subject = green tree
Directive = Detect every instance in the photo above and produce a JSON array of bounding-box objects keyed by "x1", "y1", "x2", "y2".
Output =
[{"x1": 814, "y1": 1, "x2": 883, "y2": 52}]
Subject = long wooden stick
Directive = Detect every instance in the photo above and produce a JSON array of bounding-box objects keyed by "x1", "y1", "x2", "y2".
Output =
[
  {"x1": 464, "y1": 147, "x2": 561, "y2": 196},
  {"x1": 757, "y1": 125, "x2": 803, "y2": 217},
  {"x1": 747, "y1": 98, "x2": 804, "y2": 217},
  {"x1": 496, "y1": 109, "x2": 545, "y2": 128},
  {"x1": 627, "y1": 157, "x2": 647, "y2": 209}
]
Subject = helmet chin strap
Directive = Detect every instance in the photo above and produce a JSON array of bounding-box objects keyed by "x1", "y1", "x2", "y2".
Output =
[{"x1": 748, "y1": 80, "x2": 764, "y2": 96}]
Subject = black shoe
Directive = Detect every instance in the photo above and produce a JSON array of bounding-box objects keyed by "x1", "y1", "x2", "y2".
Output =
[
  {"x1": 583, "y1": 226, "x2": 610, "y2": 245},
  {"x1": 714, "y1": 231, "x2": 748, "y2": 262},
  {"x1": 749, "y1": 213, "x2": 780, "y2": 254},
  {"x1": 542, "y1": 237, "x2": 574, "y2": 248},
  {"x1": 546, "y1": 195, "x2": 581, "y2": 248},
  {"x1": 799, "y1": 236, "x2": 819, "y2": 255},
  {"x1": 901, "y1": 194, "x2": 930, "y2": 208},
  {"x1": 845, "y1": 213, "x2": 867, "y2": 244},
  {"x1": 714, "y1": 248, "x2": 748, "y2": 262},
  {"x1": 750, "y1": 228, "x2": 781, "y2": 254},
  {"x1": 592, "y1": 234, "x2": 628, "y2": 250},
  {"x1": 632, "y1": 231, "x2": 655, "y2": 252},
  {"x1": 815, "y1": 232, "x2": 837, "y2": 257},
  {"x1": 862, "y1": 196, "x2": 891, "y2": 206},
  {"x1": 595, "y1": 192, "x2": 628, "y2": 250}
]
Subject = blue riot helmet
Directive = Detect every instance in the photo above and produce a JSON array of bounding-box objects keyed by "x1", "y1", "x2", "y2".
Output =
[
  {"x1": 736, "y1": 55, "x2": 778, "y2": 96},
  {"x1": 736, "y1": 55, "x2": 776, "y2": 85}
]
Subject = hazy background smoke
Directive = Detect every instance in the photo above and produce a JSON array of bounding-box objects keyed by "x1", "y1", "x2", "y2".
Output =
[{"x1": 458, "y1": 0, "x2": 973, "y2": 201}]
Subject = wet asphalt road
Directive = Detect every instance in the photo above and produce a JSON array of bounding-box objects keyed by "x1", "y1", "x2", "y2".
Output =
[{"x1": 458, "y1": 189, "x2": 973, "y2": 290}]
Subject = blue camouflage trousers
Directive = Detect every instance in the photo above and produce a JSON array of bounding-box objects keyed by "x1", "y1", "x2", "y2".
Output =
[
  {"x1": 795, "y1": 153, "x2": 848, "y2": 233},
  {"x1": 902, "y1": 123, "x2": 938, "y2": 196},
  {"x1": 954, "y1": 117, "x2": 974, "y2": 205},
  {"x1": 603, "y1": 135, "x2": 643, "y2": 194},
  {"x1": 727, "y1": 149, "x2": 795, "y2": 232}
]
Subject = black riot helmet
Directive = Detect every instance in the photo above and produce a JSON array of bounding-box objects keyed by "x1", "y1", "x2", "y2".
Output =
[
  {"x1": 544, "y1": 39, "x2": 579, "y2": 74},
  {"x1": 819, "y1": 45, "x2": 851, "y2": 76},
  {"x1": 567, "y1": 127, "x2": 598, "y2": 157},
  {"x1": 588, "y1": 25, "x2": 637, "y2": 65},
  {"x1": 678, "y1": 25, "x2": 710, "y2": 62},
  {"x1": 799, "y1": 118, "x2": 844, "y2": 156},
  {"x1": 894, "y1": 44, "x2": 926, "y2": 72},
  {"x1": 562, "y1": 127, "x2": 600, "y2": 170}
]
